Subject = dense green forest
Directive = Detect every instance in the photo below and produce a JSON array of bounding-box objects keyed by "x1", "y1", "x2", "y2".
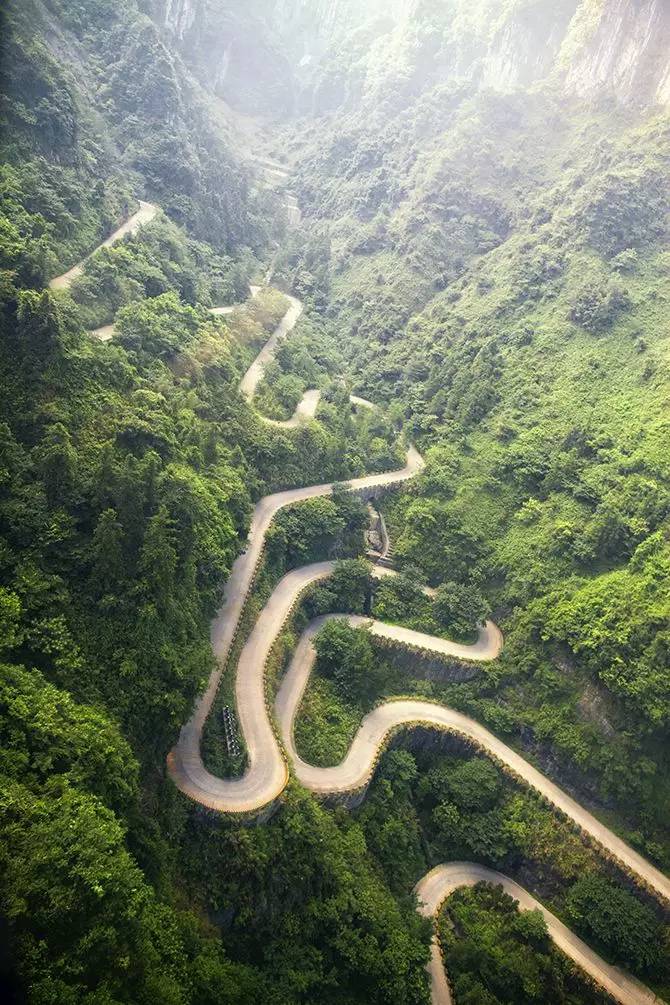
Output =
[
  {"x1": 1, "y1": 0, "x2": 670, "y2": 1003},
  {"x1": 436, "y1": 882, "x2": 611, "y2": 1005},
  {"x1": 276, "y1": 18, "x2": 670, "y2": 872}
]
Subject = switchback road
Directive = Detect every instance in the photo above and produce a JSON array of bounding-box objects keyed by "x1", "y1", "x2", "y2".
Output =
[{"x1": 154, "y1": 292, "x2": 669, "y2": 1002}]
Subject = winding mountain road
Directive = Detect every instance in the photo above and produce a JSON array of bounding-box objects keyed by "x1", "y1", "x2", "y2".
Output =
[
  {"x1": 91, "y1": 281, "x2": 261, "y2": 343},
  {"x1": 165, "y1": 288, "x2": 669, "y2": 999},
  {"x1": 276, "y1": 607, "x2": 501, "y2": 794},
  {"x1": 52, "y1": 190, "x2": 667, "y2": 1005},
  {"x1": 415, "y1": 864, "x2": 664, "y2": 1005},
  {"x1": 236, "y1": 292, "x2": 375, "y2": 427},
  {"x1": 49, "y1": 200, "x2": 158, "y2": 291},
  {"x1": 168, "y1": 291, "x2": 670, "y2": 888},
  {"x1": 167, "y1": 449, "x2": 426, "y2": 812},
  {"x1": 267, "y1": 587, "x2": 668, "y2": 901},
  {"x1": 238, "y1": 291, "x2": 306, "y2": 421}
]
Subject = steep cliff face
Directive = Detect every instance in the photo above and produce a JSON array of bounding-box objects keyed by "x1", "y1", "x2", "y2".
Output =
[
  {"x1": 402, "y1": 0, "x2": 670, "y2": 108},
  {"x1": 560, "y1": 0, "x2": 670, "y2": 106},
  {"x1": 161, "y1": 0, "x2": 197, "y2": 39},
  {"x1": 145, "y1": 0, "x2": 295, "y2": 115},
  {"x1": 481, "y1": 2, "x2": 579, "y2": 92},
  {"x1": 143, "y1": 0, "x2": 196, "y2": 39},
  {"x1": 269, "y1": 0, "x2": 414, "y2": 61},
  {"x1": 148, "y1": 0, "x2": 670, "y2": 116},
  {"x1": 151, "y1": 0, "x2": 411, "y2": 116}
]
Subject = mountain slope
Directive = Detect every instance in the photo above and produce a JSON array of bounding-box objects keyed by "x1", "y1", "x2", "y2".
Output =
[
  {"x1": 0, "y1": 0, "x2": 270, "y2": 285},
  {"x1": 263, "y1": 1, "x2": 670, "y2": 868}
]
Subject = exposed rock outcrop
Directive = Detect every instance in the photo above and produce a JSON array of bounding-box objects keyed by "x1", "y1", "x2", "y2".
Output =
[
  {"x1": 560, "y1": 0, "x2": 670, "y2": 106},
  {"x1": 147, "y1": 0, "x2": 670, "y2": 116}
]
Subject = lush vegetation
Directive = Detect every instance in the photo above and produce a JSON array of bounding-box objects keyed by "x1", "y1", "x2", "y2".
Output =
[
  {"x1": 295, "y1": 618, "x2": 393, "y2": 766},
  {"x1": 278, "y1": 25, "x2": 670, "y2": 874},
  {"x1": 179, "y1": 784, "x2": 431, "y2": 1005},
  {"x1": 0, "y1": 5, "x2": 420, "y2": 988},
  {"x1": 0, "y1": 273, "x2": 433, "y2": 1005},
  {"x1": 294, "y1": 612, "x2": 485, "y2": 768},
  {"x1": 0, "y1": 0, "x2": 274, "y2": 286},
  {"x1": 3, "y1": 0, "x2": 670, "y2": 1002},
  {"x1": 68, "y1": 215, "x2": 256, "y2": 329},
  {"x1": 372, "y1": 565, "x2": 488, "y2": 642},
  {"x1": 357, "y1": 747, "x2": 670, "y2": 993},
  {"x1": 437, "y1": 883, "x2": 610, "y2": 1005}
]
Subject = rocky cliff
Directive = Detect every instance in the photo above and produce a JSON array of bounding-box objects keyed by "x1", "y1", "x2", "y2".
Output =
[
  {"x1": 144, "y1": 0, "x2": 296, "y2": 114},
  {"x1": 160, "y1": 0, "x2": 197, "y2": 39},
  {"x1": 560, "y1": 0, "x2": 670, "y2": 106},
  {"x1": 147, "y1": 0, "x2": 670, "y2": 115},
  {"x1": 456, "y1": 0, "x2": 670, "y2": 107}
]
